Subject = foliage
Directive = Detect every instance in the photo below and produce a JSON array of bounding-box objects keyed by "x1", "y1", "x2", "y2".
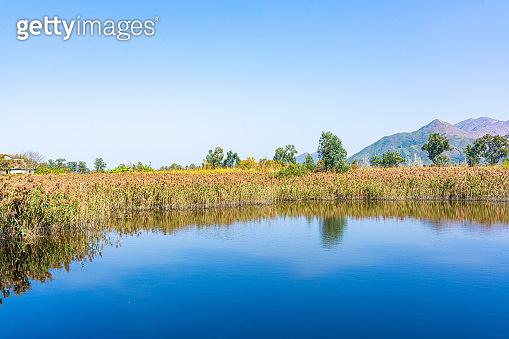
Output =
[
  {"x1": 304, "y1": 154, "x2": 316, "y2": 171},
  {"x1": 223, "y1": 151, "x2": 241, "y2": 168},
  {"x1": 4, "y1": 167, "x2": 509, "y2": 238},
  {"x1": 22, "y1": 151, "x2": 44, "y2": 168},
  {"x1": 94, "y1": 158, "x2": 107, "y2": 172},
  {"x1": 422, "y1": 133, "x2": 452, "y2": 166},
  {"x1": 160, "y1": 163, "x2": 183, "y2": 171},
  {"x1": 258, "y1": 158, "x2": 283, "y2": 171},
  {"x1": 273, "y1": 145, "x2": 298, "y2": 164},
  {"x1": 275, "y1": 163, "x2": 309, "y2": 178},
  {"x1": 317, "y1": 131, "x2": 348, "y2": 172},
  {"x1": 110, "y1": 164, "x2": 132, "y2": 173},
  {"x1": 77, "y1": 161, "x2": 89, "y2": 174},
  {"x1": 370, "y1": 151, "x2": 406, "y2": 168},
  {"x1": 204, "y1": 147, "x2": 224, "y2": 169},
  {"x1": 110, "y1": 162, "x2": 153, "y2": 173},
  {"x1": 47, "y1": 158, "x2": 68, "y2": 171},
  {"x1": 465, "y1": 144, "x2": 481, "y2": 166},
  {"x1": 238, "y1": 157, "x2": 258, "y2": 170},
  {"x1": 132, "y1": 162, "x2": 154, "y2": 172},
  {"x1": 465, "y1": 134, "x2": 509, "y2": 166}
]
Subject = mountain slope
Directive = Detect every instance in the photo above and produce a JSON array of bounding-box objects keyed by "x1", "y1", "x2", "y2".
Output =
[
  {"x1": 455, "y1": 117, "x2": 509, "y2": 138},
  {"x1": 349, "y1": 117, "x2": 508, "y2": 165}
]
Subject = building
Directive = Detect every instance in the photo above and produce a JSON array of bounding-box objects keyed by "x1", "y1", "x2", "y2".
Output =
[{"x1": 0, "y1": 154, "x2": 36, "y2": 175}]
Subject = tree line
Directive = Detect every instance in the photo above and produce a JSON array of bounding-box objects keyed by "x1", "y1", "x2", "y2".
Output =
[
  {"x1": 369, "y1": 133, "x2": 509, "y2": 168},
  {"x1": 18, "y1": 131, "x2": 509, "y2": 175}
]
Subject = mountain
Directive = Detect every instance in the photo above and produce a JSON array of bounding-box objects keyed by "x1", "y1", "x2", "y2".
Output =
[
  {"x1": 296, "y1": 152, "x2": 319, "y2": 164},
  {"x1": 454, "y1": 117, "x2": 509, "y2": 138},
  {"x1": 349, "y1": 117, "x2": 509, "y2": 165}
]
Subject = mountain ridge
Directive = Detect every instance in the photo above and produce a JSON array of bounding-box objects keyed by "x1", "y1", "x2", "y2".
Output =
[
  {"x1": 348, "y1": 117, "x2": 509, "y2": 165},
  {"x1": 297, "y1": 117, "x2": 509, "y2": 165}
]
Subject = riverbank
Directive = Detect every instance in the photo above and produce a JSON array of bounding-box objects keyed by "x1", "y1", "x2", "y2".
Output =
[{"x1": 1, "y1": 166, "x2": 509, "y2": 238}]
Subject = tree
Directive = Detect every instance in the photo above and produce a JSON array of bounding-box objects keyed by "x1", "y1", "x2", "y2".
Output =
[
  {"x1": 161, "y1": 163, "x2": 182, "y2": 171},
  {"x1": 238, "y1": 157, "x2": 258, "y2": 170},
  {"x1": 94, "y1": 158, "x2": 107, "y2": 172},
  {"x1": 66, "y1": 161, "x2": 79, "y2": 173},
  {"x1": 223, "y1": 150, "x2": 241, "y2": 168},
  {"x1": 370, "y1": 155, "x2": 382, "y2": 167},
  {"x1": 464, "y1": 144, "x2": 481, "y2": 166},
  {"x1": 22, "y1": 151, "x2": 44, "y2": 168},
  {"x1": 317, "y1": 131, "x2": 348, "y2": 172},
  {"x1": 204, "y1": 147, "x2": 224, "y2": 168},
  {"x1": 465, "y1": 134, "x2": 509, "y2": 166},
  {"x1": 48, "y1": 158, "x2": 67, "y2": 170},
  {"x1": 422, "y1": 133, "x2": 452, "y2": 166},
  {"x1": 370, "y1": 151, "x2": 406, "y2": 168},
  {"x1": 273, "y1": 145, "x2": 297, "y2": 164},
  {"x1": 304, "y1": 154, "x2": 316, "y2": 171},
  {"x1": 77, "y1": 161, "x2": 89, "y2": 174}
]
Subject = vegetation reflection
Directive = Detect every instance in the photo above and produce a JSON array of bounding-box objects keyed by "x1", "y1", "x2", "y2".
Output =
[{"x1": 2, "y1": 201, "x2": 509, "y2": 304}]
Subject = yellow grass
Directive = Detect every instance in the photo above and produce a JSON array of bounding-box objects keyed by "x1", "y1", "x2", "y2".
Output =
[{"x1": 1, "y1": 166, "x2": 509, "y2": 238}]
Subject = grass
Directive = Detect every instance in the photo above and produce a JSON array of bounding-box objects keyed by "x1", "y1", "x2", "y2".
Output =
[{"x1": 2, "y1": 166, "x2": 509, "y2": 238}]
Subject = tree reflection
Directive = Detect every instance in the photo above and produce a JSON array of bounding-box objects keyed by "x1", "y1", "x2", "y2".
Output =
[
  {"x1": 2, "y1": 201, "x2": 509, "y2": 304},
  {"x1": 319, "y1": 216, "x2": 347, "y2": 249},
  {"x1": 0, "y1": 230, "x2": 108, "y2": 304}
]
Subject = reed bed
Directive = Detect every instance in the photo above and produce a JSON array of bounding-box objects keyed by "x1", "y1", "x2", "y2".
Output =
[{"x1": 1, "y1": 166, "x2": 509, "y2": 238}]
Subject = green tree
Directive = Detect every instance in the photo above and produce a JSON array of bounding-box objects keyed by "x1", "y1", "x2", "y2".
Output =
[
  {"x1": 77, "y1": 161, "x2": 89, "y2": 174},
  {"x1": 273, "y1": 145, "x2": 298, "y2": 164},
  {"x1": 94, "y1": 158, "x2": 107, "y2": 172},
  {"x1": 422, "y1": 133, "x2": 452, "y2": 166},
  {"x1": 304, "y1": 154, "x2": 316, "y2": 171},
  {"x1": 66, "y1": 161, "x2": 79, "y2": 173},
  {"x1": 464, "y1": 144, "x2": 481, "y2": 166},
  {"x1": 466, "y1": 134, "x2": 509, "y2": 165},
  {"x1": 48, "y1": 158, "x2": 68, "y2": 170},
  {"x1": 161, "y1": 163, "x2": 182, "y2": 171},
  {"x1": 317, "y1": 131, "x2": 348, "y2": 172},
  {"x1": 370, "y1": 151, "x2": 406, "y2": 168},
  {"x1": 223, "y1": 150, "x2": 241, "y2": 168},
  {"x1": 204, "y1": 147, "x2": 224, "y2": 168},
  {"x1": 132, "y1": 162, "x2": 154, "y2": 172}
]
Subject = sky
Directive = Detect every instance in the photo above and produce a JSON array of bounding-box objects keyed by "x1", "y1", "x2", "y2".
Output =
[{"x1": 1, "y1": 0, "x2": 508, "y2": 168}]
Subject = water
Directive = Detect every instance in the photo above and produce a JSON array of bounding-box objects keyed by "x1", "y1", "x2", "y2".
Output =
[{"x1": 1, "y1": 202, "x2": 509, "y2": 338}]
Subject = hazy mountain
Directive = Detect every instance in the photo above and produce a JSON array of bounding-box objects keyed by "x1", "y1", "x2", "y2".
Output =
[
  {"x1": 454, "y1": 117, "x2": 509, "y2": 138},
  {"x1": 349, "y1": 117, "x2": 509, "y2": 165},
  {"x1": 296, "y1": 152, "x2": 319, "y2": 164}
]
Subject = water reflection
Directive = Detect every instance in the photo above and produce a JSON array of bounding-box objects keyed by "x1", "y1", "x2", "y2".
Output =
[
  {"x1": 320, "y1": 217, "x2": 347, "y2": 248},
  {"x1": 1, "y1": 201, "x2": 509, "y2": 304},
  {"x1": 0, "y1": 230, "x2": 108, "y2": 304}
]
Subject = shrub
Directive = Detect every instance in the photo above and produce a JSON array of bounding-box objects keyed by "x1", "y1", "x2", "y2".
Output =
[{"x1": 275, "y1": 163, "x2": 309, "y2": 178}]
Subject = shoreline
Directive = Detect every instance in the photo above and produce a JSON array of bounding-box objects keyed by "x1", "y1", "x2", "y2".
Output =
[{"x1": 2, "y1": 166, "x2": 509, "y2": 238}]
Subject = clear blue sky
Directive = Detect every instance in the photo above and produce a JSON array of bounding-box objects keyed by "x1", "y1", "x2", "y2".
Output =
[{"x1": 1, "y1": 0, "x2": 508, "y2": 168}]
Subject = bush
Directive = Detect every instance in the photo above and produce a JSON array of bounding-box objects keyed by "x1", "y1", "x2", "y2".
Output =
[
  {"x1": 238, "y1": 157, "x2": 258, "y2": 170},
  {"x1": 275, "y1": 163, "x2": 309, "y2": 178}
]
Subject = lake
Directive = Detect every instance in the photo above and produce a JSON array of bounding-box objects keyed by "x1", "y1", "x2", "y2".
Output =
[{"x1": 1, "y1": 202, "x2": 509, "y2": 338}]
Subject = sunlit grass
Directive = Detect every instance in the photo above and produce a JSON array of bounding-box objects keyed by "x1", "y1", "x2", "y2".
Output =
[{"x1": 1, "y1": 166, "x2": 509, "y2": 238}]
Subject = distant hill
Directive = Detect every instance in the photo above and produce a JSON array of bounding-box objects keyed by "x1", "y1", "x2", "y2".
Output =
[
  {"x1": 349, "y1": 117, "x2": 509, "y2": 165},
  {"x1": 296, "y1": 152, "x2": 319, "y2": 164}
]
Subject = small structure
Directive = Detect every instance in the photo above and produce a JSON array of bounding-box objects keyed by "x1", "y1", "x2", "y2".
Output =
[{"x1": 0, "y1": 154, "x2": 36, "y2": 175}]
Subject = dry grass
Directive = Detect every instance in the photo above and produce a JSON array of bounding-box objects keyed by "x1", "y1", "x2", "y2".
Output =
[{"x1": 1, "y1": 166, "x2": 509, "y2": 238}]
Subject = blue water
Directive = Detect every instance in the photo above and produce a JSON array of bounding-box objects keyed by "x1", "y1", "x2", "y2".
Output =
[{"x1": 2, "y1": 208, "x2": 509, "y2": 338}]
